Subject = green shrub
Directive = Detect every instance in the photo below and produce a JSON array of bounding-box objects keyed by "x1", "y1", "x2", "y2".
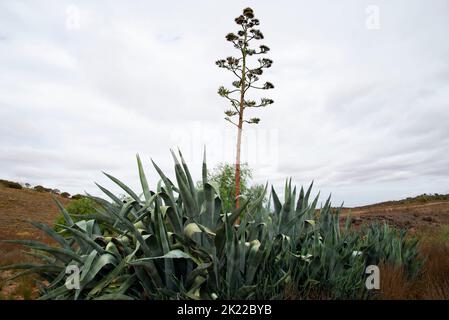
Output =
[
  {"x1": 0, "y1": 179, "x2": 23, "y2": 189},
  {"x1": 207, "y1": 163, "x2": 266, "y2": 213},
  {"x1": 66, "y1": 198, "x2": 97, "y2": 216},
  {"x1": 33, "y1": 185, "x2": 45, "y2": 192},
  {"x1": 71, "y1": 194, "x2": 85, "y2": 200},
  {"x1": 54, "y1": 198, "x2": 97, "y2": 232},
  {"x1": 60, "y1": 192, "x2": 71, "y2": 198},
  {"x1": 33, "y1": 185, "x2": 51, "y2": 193},
  {"x1": 1, "y1": 151, "x2": 423, "y2": 300}
]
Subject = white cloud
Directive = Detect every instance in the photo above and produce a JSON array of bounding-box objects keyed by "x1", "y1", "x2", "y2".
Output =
[{"x1": 1, "y1": 0, "x2": 448, "y2": 206}]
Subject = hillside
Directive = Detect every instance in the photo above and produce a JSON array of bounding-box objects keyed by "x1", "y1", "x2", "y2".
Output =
[
  {"x1": 0, "y1": 185, "x2": 71, "y2": 261},
  {"x1": 0, "y1": 185, "x2": 73, "y2": 299},
  {"x1": 341, "y1": 196, "x2": 449, "y2": 231}
]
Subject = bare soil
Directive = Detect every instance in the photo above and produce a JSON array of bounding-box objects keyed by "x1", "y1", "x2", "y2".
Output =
[
  {"x1": 340, "y1": 200, "x2": 449, "y2": 231},
  {"x1": 0, "y1": 185, "x2": 70, "y2": 299}
]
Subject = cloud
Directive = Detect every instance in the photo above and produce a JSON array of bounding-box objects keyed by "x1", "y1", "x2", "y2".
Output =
[{"x1": 0, "y1": 0, "x2": 448, "y2": 206}]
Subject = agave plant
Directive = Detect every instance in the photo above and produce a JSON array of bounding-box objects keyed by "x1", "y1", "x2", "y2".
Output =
[{"x1": 0, "y1": 150, "x2": 422, "y2": 300}]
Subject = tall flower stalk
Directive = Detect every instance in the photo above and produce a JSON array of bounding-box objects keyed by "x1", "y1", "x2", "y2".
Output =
[{"x1": 216, "y1": 7, "x2": 274, "y2": 209}]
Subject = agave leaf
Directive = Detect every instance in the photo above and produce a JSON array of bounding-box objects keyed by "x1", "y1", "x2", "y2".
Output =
[
  {"x1": 52, "y1": 195, "x2": 74, "y2": 226},
  {"x1": 2, "y1": 240, "x2": 82, "y2": 263},
  {"x1": 103, "y1": 172, "x2": 140, "y2": 202},
  {"x1": 58, "y1": 225, "x2": 107, "y2": 256},
  {"x1": 271, "y1": 186, "x2": 282, "y2": 214},
  {"x1": 246, "y1": 240, "x2": 264, "y2": 284},
  {"x1": 38, "y1": 283, "x2": 72, "y2": 300},
  {"x1": 296, "y1": 186, "x2": 305, "y2": 213},
  {"x1": 94, "y1": 183, "x2": 123, "y2": 206},
  {"x1": 154, "y1": 202, "x2": 176, "y2": 290},
  {"x1": 177, "y1": 149, "x2": 199, "y2": 210},
  {"x1": 163, "y1": 205, "x2": 182, "y2": 235},
  {"x1": 131, "y1": 249, "x2": 197, "y2": 263},
  {"x1": 185, "y1": 262, "x2": 212, "y2": 288},
  {"x1": 173, "y1": 157, "x2": 199, "y2": 219},
  {"x1": 151, "y1": 159, "x2": 180, "y2": 218},
  {"x1": 136, "y1": 154, "x2": 152, "y2": 203},
  {"x1": 80, "y1": 253, "x2": 118, "y2": 287},
  {"x1": 79, "y1": 250, "x2": 98, "y2": 284},
  {"x1": 87, "y1": 247, "x2": 139, "y2": 298},
  {"x1": 202, "y1": 147, "x2": 207, "y2": 185},
  {"x1": 28, "y1": 220, "x2": 71, "y2": 250},
  {"x1": 105, "y1": 208, "x2": 151, "y2": 256},
  {"x1": 23, "y1": 250, "x2": 56, "y2": 264},
  {"x1": 94, "y1": 293, "x2": 134, "y2": 300},
  {"x1": 214, "y1": 199, "x2": 249, "y2": 258}
]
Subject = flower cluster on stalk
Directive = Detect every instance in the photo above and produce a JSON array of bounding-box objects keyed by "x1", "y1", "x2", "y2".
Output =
[{"x1": 216, "y1": 7, "x2": 274, "y2": 127}]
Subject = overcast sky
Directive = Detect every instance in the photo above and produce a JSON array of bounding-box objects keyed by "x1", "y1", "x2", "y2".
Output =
[{"x1": 1, "y1": 0, "x2": 448, "y2": 207}]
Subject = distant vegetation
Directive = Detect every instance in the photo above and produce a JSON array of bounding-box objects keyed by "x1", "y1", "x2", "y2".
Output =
[
  {"x1": 0, "y1": 178, "x2": 85, "y2": 201},
  {"x1": 360, "y1": 193, "x2": 449, "y2": 209},
  {"x1": 33, "y1": 185, "x2": 52, "y2": 193},
  {"x1": 398, "y1": 193, "x2": 449, "y2": 204},
  {"x1": 0, "y1": 179, "x2": 22, "y2": 189},
  {"x1": 54, "y1": 198, "x2": 97, "y2": 230},
  {"x1": 206, "y1": 163, "x2": 266, "y2": 214}
]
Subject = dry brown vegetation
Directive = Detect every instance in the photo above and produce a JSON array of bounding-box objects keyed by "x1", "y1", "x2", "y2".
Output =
[
  {"x1": 376, "y1": 226, "x2": 449, "y2": 299},
  {"x1": 0, "y1": 184, "x2": 70, "y2": 299},
  {"x1": 342, "y1": 198, "x2": 449, "y2": 300}
]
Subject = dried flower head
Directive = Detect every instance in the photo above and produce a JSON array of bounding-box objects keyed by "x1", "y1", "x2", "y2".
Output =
[
  {"x1": 235, "y1": 15, "x2": 245, "y2": 25},
  {"x1": 226, "y1": 33, "x2": 239, "y2": 42},
  {"x1": 250, "y1": 68, "x2": 263, "y2": 75},
  {"x1": 232, "y1": 80, "x2": 241, "y2": 88},
  {"x1": 263, "y1": 82, "x2": 274, "y2": 89},
  {"x1": 259, "y1": 45, "x2": 270, "y2": 53},
  {"x1": 243, "y1": 7, "x2": 254, "y2": 19},
  {"x1": 224, "y1": 110, "x2": 238, "y2": 117},
  {"x1": 249, "y1": 117, "x2": 260, "y2": 124}
]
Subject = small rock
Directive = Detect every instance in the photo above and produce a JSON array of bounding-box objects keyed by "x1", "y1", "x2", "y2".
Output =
[
  {"x1": 422, "y1": 216, "x2": 433, "y2": 222},
  {"x1": 351, "y1": 217, "x2": 362, "y2": 224}
]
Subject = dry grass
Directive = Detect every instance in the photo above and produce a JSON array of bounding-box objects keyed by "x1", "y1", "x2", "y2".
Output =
[
  {"x1": 377, "y1": 226, "x2": 449, "y2": 300},
  {"x1": 0, "y1": 185, "x2": 71, "y2": 300},
  {"x1": 377, "y1": 264, "x2": 415, "y2": 299},
  {"x1": 0, "y1": 273, "x2": 38, "y2": 300}
]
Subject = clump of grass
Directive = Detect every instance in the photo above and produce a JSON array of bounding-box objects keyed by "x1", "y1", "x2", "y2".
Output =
[
  {"x1": 377, "y1": 225, "x2": 449, "y2": 299},
  {"x1": 15, "y1": 276, "x2": 34, "y2": 300},
  {"x1": 415, "y1": 228, "x2": 449, "y2": 299},
  {"x1": 0, "y1": 275, "x2": 36, "y2": 300},
  {"x1": 376, "y1": 263, "x2": 415, "y2": 299}
]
